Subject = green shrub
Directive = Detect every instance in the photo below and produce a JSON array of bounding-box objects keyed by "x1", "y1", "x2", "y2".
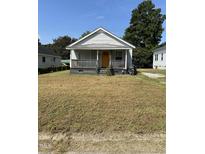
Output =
[
  {"x1": 128, "y1": 66, "x2": 137, "y2": 75},
  {"x1": 96, "y1": 67, "x2": 100, "y2": 74},
  {"x1": 134, "y1": 66, "x2": 137, "y2": 75},
  {"x1": 57, "y1": 67, "x2": 61, "y2": 71},
  {"x1": 38, "y1": 66, "x2": 69, "y2": 74},
  {"x1": 38, "y1": 68, "x2": 51, "y2": 74},
  {"x1": 105, "y1": 67, "x2": 114, "y2": 76}
]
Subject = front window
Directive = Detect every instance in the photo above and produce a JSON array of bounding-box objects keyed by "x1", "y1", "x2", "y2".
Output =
[
  {"x1": 155, "y1": 54, "x2": 158, "y2": 61},
  {"x1": 53, "y1": 57, "x2": 56, "y2": 62},
  {"x1": 116, "y1": 51, "x2": 122, "y2": 60}
]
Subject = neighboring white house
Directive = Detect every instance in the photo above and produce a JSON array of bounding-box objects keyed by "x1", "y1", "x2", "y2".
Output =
[
  {"x1": 38, "y1": 46, "x2": 61, "y2": 69},
  {"x1": 153, "y1": 44, "x2": 166, "y2": 69},
  {"x1": 66, "y1": 27, "x2": 135, "y2": 74}
]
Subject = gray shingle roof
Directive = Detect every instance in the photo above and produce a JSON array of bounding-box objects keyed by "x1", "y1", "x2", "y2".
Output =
[
  {"x1": 153, "y1": 44, "x2": 166, "y2": 53},
  {"x1": 38, "y1": 46, "x2": 60, "y2": 56}
]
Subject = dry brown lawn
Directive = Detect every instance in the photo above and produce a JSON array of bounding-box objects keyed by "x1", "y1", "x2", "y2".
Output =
[{"x1": 38, "y1": 70, "x2": 166, "y2": 153}]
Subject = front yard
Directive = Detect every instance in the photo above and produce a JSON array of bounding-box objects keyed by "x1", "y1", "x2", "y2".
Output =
[{"x1": 38, "y1": 70, "x2": 166, "y2": 153}]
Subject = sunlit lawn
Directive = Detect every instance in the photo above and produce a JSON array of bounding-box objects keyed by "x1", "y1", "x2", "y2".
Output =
[{"x1": 39, "y1": 70, "x2": 165, "y2": 134}]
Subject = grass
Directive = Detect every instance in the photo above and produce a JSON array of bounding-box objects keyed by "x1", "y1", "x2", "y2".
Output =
[
  {"x1": 138, "y1": 68, "x2": 166, "y2": 84},
  {"x1": 39, "y1": 70, "x2": 165, "y2": 134}
]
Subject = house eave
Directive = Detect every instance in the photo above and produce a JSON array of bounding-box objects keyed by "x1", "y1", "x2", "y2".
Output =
[{"x1": 66, "y1": 47, "x2": 132, "y2": 50}]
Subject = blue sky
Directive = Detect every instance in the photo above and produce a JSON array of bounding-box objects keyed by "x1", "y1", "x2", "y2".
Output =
[{"x1": 39, "y1": 0, "x2": 166, "y2": 44}]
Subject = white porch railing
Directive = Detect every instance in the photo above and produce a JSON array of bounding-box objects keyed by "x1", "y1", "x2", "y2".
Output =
[
  {"x1": 72, "y1": 59, "x2": 97, "y2": 68},
  {"x1": 112, "y1": 60, "x2": 125, "y2": 68},
  {"x1": 71, "y1": 59, "x2": 125, "y2": 68}
]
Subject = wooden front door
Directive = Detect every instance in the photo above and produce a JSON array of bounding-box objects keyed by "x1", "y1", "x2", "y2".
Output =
[{"x1": 102, "y1": 51, "x2": 109, "y2": 68}]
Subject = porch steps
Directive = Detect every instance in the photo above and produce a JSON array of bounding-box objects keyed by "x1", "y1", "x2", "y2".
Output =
[{"x1": 98, "y1": 68, "x2": 107, "y2": 74}]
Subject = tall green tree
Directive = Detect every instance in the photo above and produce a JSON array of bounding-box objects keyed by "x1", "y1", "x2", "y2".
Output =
[
  {"x1": 80, "y1": 31, "x2": 91, "y2": 39},
  {"x1": 52, "y1": 36, "x2": 77, "y2": 49},
  {"x1": 48, "y1": 36, "x2": 77, "y2": 59},
  {"x1": 123, "y1": 0, "x2": 165, "y2": 67}
]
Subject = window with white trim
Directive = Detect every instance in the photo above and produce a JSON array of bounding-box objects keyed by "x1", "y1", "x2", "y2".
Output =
[
  {"x1": 155, "y1": 54, "x2": 158, "y2": 61},
  {"x1": 161, "y1": 53, "x2": 163, "y2": 61}
]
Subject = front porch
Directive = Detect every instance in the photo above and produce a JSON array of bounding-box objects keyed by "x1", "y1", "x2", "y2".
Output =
[
  {"x1": 70, "y1": 50, "x2": 128, "y2": 73},
  {"x1": 66, "y1": 28, "x2": 135, "y2": 74}
]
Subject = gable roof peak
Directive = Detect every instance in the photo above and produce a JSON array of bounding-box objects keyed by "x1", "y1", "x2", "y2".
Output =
[{"x1": 66, "y1": 27, "x2": 135, "y2": 49}]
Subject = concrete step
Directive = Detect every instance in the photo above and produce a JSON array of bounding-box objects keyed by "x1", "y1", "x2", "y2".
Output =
[{"x1": 98, "y1": 68, "x2": 108, "y2": 74}]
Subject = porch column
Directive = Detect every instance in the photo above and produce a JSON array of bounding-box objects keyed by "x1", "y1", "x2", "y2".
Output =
[
  {"x1": 125, "y1": 50, "x2": 128, "y2": 69},
  {"x1": 70, "y1": 49, "x2": 74, "y2": 68},
  {"x1": 109, "y1": 51, "x2": 112, "y2": 67},
  {"x1": 96, "y1": 50, "x2": 99, "y2": 67}
]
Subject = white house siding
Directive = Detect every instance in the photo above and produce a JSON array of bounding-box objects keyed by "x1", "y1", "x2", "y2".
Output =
[
  {"x1": 70, "y1": 49, "x2": 77, "y2": 60},
  {"x1": 153, "y1": 46, "x2": 166, "y2": 69},
  {"x1": 38, "y1": 54, "x2": 61, "y2": 69},
  {"x1": 69, "y1": 29, "x2": 133, "y2": 50},
  {"x1": 79, "y1": 31, "x2": 127, "y2": 48}
]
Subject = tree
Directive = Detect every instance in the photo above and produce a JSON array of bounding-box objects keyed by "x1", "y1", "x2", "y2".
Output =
[
  {"x1": 123, "y1": 0, "x2": 165, "y2": 67},
  {"x1": 50, "y1": 36, "x2": 77, "y2": 59},
  {"x1": 53, "y1": 36, "x2": 77, "y2": 49},
  {"x1": 132, "y1": 47, "x2": 153, "y2": 68},
  {"x1": 80, "y1": 31, "x2": 91, "y2": 39}
]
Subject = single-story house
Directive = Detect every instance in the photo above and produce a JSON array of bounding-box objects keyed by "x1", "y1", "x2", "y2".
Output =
[
  {"x1": 153, "y1": 43, "x2": 166, "y2": 69},
  {"x1": 66, "y1": 27, "x2": 135, "y2": 74},
  {"x1": 38, "y1": 46, "x2": 61, "y2": 69}
]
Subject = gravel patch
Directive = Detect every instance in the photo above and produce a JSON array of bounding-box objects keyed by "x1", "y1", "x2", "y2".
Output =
[{"x1": 39, "y1": 132, "x2": 165, "y2": 154}]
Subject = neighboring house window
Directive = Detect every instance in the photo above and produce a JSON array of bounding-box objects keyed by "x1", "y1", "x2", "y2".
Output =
[
  {"x1": 155, "y1": 54, "x2": 158, "y2": 61},
  {"x1": 53, "y1": 57, "x2": 56, "y2": 62},
  {"x1": 161, "y1": 53, "x2": 163, "y2": 61},
  {"x1": 42, "y1": 57, "x2": 46, "y2": 62},
  {"x1": 116, "y1": 51, "x2": 122, "y2": 60}
]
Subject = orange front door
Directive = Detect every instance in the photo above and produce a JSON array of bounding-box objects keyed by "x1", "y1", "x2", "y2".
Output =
[{"x1": 102, "y1": 51, "x2": 109, "y2": 68}]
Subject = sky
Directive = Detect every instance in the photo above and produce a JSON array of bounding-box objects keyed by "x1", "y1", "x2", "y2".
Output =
[{"x1": 39, "y1": 0, "x2": 166, "y2": 44}]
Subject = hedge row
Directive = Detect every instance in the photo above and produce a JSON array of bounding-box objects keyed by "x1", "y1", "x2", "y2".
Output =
[{"x1": 38, "y1": 66, "x2": 69, "y2": 74}]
